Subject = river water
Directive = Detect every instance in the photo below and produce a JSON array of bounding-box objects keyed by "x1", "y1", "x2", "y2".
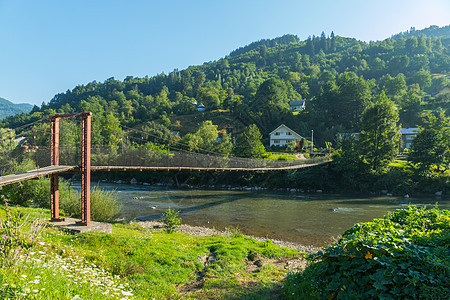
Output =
[{"x1": 80, "y1": 182, "x2": 449, "y2": 247}]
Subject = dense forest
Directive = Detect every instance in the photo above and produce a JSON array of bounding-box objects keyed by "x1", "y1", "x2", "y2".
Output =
[{"x1": 2, "y1": 25, "x2": 449, "y2": 150}]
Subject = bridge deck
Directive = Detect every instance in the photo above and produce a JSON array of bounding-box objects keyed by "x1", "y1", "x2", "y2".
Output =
[
  {"x1": 0, "y1": 161, "x2": 331, "y2": 187},
  {"x1": 90, "y1": 161, "x2": 331, "y2": 172},
  {"x1": 0, "y1": 165, "x2": 78, "y2": 187}
]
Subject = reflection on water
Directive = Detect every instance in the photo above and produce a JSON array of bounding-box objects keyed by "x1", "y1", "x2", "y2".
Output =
[{"x1": 75, "y1": 182, "x2": 449, "y2": 247}]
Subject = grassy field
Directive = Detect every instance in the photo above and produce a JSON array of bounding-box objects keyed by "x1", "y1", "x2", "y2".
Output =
[{"x1": 0, "y1": 205, "x2": 303, "y2": 299}]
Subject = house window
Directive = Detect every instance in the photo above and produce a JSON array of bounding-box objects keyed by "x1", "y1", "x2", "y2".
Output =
[
  {"x1": 274, "y1": 140, "x2": 280, "y2": 144},
  {"x1": 275, "y1": 132, "x2": 280, "y2": 136},
  {"x1": 286, "y1": 132, "x2": 291, "y2": 135}
]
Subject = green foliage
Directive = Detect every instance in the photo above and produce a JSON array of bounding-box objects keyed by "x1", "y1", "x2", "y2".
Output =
[
  {"x1": 408, "y1": 113, "x2": 450, "y2": 174},
  {"x1": 60, "y1": 186, "x2": 122, "y2": 222},
  {"x1": 0, "y1": 197, "x2": 45, "y2": 267},
  {"x1": 331, "y1": 136, "x2": 372, "y2": 190},
  {"x1": 0, "y1": 159, "x2": 50, "y2": 206},
  {"x1": 233, "y1": 124, "x2": 267, "y2": 158},
  {"x1": 181, "y1": 120, "x2": 232, "y2": 155},
  {"x1": 0, "y1": 128, "x2": 18, "y2": 170},
  {"x1": 285, "y1": 206, "x2": 450, "y2": 299},
  {"x1": 359, "y1": 96, "x2": 401, "y2": 172},
  {"x1": 162, "y1": 207, "x2": 182, "y2": 233}
]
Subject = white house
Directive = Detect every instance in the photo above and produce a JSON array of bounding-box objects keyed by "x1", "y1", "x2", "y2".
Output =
[
  {"x1": 288, "y1": 100, "x2": 306, "y2": 110},
  {"x1": 269, "y1": 124, "x2": 303, "y2": 147}
]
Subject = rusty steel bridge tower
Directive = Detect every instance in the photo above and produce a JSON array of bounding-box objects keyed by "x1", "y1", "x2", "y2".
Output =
[{"x1": 50, "y1": 112, "x2": 92, "y2": 226}]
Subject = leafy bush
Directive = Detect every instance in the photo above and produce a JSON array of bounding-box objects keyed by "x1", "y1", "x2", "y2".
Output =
[
  {"x1": 284, "y1": 206, "x2": 450, "y2": 299},
  {"x1": 60, "y1": 186, "x2": 122, "y2": 222},
  {"x1": 162, "y1": 207, "x2": 182, "y2": 233}
]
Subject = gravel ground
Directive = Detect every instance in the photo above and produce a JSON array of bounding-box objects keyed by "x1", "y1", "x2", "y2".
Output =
[{"x1": 137, "y1": 220, "x2": 322, "y2": 253}]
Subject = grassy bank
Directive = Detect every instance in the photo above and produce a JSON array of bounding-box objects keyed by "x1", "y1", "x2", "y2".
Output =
[{"x1": 0, "y1": 205, "x2": 301, "y2": 299}]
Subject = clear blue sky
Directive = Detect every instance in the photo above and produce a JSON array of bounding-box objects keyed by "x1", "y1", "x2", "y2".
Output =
[{"x1": 0, "y1": 0, "x2": 449, "y2": 106}]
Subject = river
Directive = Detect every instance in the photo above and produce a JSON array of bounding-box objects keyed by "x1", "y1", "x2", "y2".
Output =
[{"x1": 77, "y1": 182, "x2": 449, "y2": 247}]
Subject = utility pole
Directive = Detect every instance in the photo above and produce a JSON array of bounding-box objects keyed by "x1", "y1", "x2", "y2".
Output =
[{"x1": 311, "y1": 129, "x2": 314, "y2": 153}]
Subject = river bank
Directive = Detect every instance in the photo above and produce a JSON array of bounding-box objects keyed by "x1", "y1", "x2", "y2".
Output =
[
  {"x1": 137, "y1": 220, "x2": 322, "y2": 253},
  {"x1": 99, "y1": 176, "x2": 447, "y2": 198}
]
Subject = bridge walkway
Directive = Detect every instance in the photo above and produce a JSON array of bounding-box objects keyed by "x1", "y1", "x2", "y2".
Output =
[
  {"x1": 0, "y1": 161, "x2": 331, "y2": 187},
  {"x1": 0, "y1": 165, "x2": 78, "y2": 187}
]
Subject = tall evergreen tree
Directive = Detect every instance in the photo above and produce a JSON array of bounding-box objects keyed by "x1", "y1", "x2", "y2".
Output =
[{"x1": 233, "y1": 124, "x2": 267, "y2": 158}]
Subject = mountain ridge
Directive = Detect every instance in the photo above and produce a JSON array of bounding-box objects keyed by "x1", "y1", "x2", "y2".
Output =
[{"x1": 0, "y1": 97, "x2": 33, "y2": 119}]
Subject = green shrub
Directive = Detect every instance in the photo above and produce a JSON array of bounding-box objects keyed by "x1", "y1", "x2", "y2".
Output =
[
  {"x1": 284, "y1": 206, "x2": 450, "y2": 299},
  {"x1": 162, "y1": 207, "x2": 182, "y2": 233},
  {"x1": 60, "y1": 186, "x2": 122, "y2": 222}
]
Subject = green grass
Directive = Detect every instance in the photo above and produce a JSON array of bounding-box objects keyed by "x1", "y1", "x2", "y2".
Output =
[
  {"x1": 1, "y1": 205, "x2": 300, "y2": 299},
  {"x1": 266, "y1": 152, "x2": 298, "y2": 161},
  {"x1": 388, "y1": 159, "x2": 408, "y2": 168}
]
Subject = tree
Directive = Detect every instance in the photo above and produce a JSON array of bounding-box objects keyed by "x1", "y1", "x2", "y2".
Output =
[
  {"x1": 249, "y1": 78, "x2": 290, "y2": 131},
  {"x1": 408, "y1": 114, "x2": 450, "y2": 173},
  {"x1": 410, "y1": 70, "x2": 431, "y2": 90},
  {"x1": 0, "y1": 128, "x2": 17, "y2": 169},
  {"x1": 233, "y1": 124, "x2": 267, "y2": 158},
  {"x1": 180, "y1": 121, "x2": 232, "y2": 155},
  {"x1": 359, "y1": 95, "x2": 400, "y2": 172},
  {"x1": 100, "y1": 114, "x2": 123, "y2": 148},
  {"x1": 314, "y1": 72, "x2": 371, "y2": 130},
  {"x1": 332, "y1": 135, "x2": 370, "y2": 190},
  {"x1": 379, "y1": 73, "x2": 407, "y2": 97},
  {"x1": 330, "y1": 31, "x2": 336, "y2": 52}
]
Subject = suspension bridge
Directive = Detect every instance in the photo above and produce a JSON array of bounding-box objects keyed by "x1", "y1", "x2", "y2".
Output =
[{"x1": 0, "y1": 112, "x2": 330, "y2": 225}]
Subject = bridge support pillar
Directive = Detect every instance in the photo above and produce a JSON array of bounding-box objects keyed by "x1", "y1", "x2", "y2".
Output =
[
  {"x1": 49, "y1": 112, "x2": 92, "y2": 226},
  {"x1": 77, "y1": 113, "x2": 91, "y2": 226},
  {"x1": 50, "y1": 116, "x2": 64, "y2": 222}
]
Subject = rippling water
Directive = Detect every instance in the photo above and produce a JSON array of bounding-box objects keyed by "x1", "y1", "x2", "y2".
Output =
[{"x1": 75, "y1": 182, "x2": 449, "y2": 247}]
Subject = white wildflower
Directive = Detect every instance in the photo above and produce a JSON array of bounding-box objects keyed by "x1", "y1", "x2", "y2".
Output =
[{"x1": 122, "y1": 291, "x2": 133, "y2": 296}]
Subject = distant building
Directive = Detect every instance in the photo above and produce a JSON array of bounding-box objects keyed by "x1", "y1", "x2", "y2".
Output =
[
  {"x1": 432, "y1": 85, "x2": 450, "y2": 98},
  {"x1": 288, "y1": 100, "x2": 306, "y2": 110},
  {"x1": 197, "y1": 103, "x2": 206, "y2": 112},
  {"x1": 269, "y1": 124, "x2": 303, "y2": 147},
  {"x1": 342, "y1": 128, "x2": 420, "y2": 150},
  {"x1": 14, "y1": 136, "x2": 27, "y2": 146},
  {"x1": 400, "y1": 128, "x2": 419, "y2": 149}
]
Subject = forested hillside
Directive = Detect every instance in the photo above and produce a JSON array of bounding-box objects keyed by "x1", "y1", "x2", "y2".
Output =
[
  {"x1": 0, "y1": 97, "x2": 33, "y2": 119},
  {"x1": 1, "y1": 25, "x2": 449, "y2": 148}
]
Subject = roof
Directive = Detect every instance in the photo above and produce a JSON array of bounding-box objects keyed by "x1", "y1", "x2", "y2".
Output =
[
  {"x1": 269, "y1": 124, "x2": 303, "y2": 138},
  {"x1": 432, "y1": 85, "x2": 450, "y2": 97},
  {"x1": 400, "y1": 128, "x2": 419, "y2": 135},
  {"x1": 288, "y1": 100, "x2": 305, "y2": 106}
]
